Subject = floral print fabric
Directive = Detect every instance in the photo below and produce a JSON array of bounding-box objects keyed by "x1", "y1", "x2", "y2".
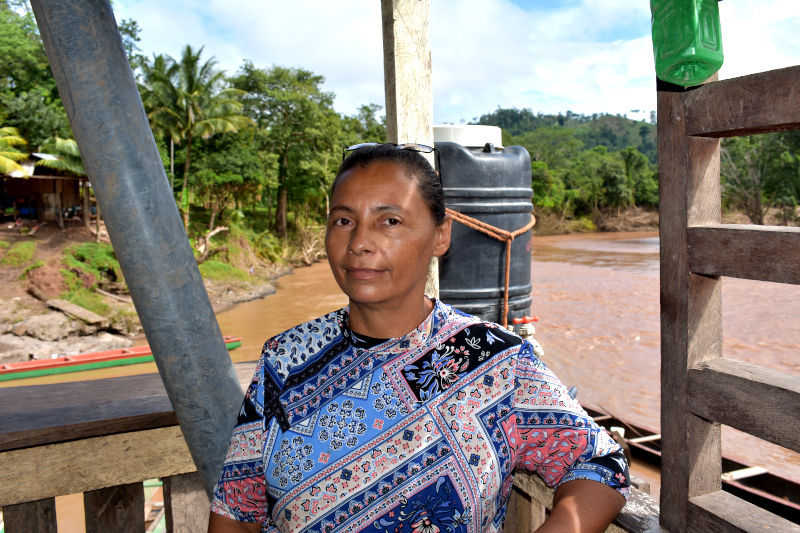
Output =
[{"x1": 211, "y1": 300, "x2": 629, "y2": 533}]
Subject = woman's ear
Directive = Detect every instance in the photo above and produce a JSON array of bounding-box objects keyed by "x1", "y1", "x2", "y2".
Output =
[{"x1": 432, "y1": 216, "x2": 453, "y2": 257}]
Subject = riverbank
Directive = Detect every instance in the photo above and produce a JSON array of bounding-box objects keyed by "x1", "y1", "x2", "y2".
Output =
[{"x1": 0, "y1": 223, "x2": 294, "y2": 365}]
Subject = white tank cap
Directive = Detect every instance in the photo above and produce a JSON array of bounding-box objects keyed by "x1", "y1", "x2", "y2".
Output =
[{"x1": 433, "y1": 125, "x2": 503, "y2": 149}]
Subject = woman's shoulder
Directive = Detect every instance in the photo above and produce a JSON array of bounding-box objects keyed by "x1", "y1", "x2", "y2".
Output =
[
  {"x1": 436, "y1": 301, "x2": 525, "y2": 349},
  {"x1": 258, "y1": 308, "x2": 346, "y2": 384}
]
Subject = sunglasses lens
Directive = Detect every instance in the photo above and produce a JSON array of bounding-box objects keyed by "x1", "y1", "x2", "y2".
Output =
[
  {"x1": 399, "y1": 143, "x2": 434, "y2": 153},
  {"x1": 345, "y1": 143, "x2": 381, "y2": 152}
]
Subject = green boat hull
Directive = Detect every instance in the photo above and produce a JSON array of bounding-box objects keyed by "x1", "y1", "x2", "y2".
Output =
[{"x1": 0, "y1": 340, "x2": 242, "y2": 382}]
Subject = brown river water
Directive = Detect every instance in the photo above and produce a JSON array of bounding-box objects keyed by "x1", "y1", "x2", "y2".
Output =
[{"x1": 6, "y1": 231, "x2": 800, "y2": 527}]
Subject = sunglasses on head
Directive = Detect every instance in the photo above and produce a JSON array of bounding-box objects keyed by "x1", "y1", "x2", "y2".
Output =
[{"x1": 342, "y1": 142, "x2": 442, "y2": 185}]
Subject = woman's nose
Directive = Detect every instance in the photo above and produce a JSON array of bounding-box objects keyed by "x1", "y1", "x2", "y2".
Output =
[{"x1": 347, "y1": 224, "x2": 374, "y2": 255}]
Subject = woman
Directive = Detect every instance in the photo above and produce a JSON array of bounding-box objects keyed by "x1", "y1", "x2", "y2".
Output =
[{"x1": 209, "y1": 144, "x2": 629, "y2": 533}]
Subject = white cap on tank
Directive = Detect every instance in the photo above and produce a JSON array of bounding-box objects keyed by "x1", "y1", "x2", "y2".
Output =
[{"x1": 433, "y1": 125, "x2": 503, "y2": 149}]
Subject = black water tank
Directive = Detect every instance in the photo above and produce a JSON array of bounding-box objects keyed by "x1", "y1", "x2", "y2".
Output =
[{"x1": 436, "y1": 141, "x2": 533, "y2": 324}]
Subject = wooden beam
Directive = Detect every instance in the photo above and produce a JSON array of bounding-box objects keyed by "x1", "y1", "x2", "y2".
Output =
[
  {"x1": 688, "y1": 225, "x2": 800, "y2": 285},
  {"x1": 688, "y1": 358, "x2": 800, "y2": 454},
  {"x1": 657, "y1": 77, "x2": 723, "y2": 532},
  {"x1": 0, "y1": 426, "x2": 195, "y2": 506},
  {"x1": 688, "y1": 490, "x2": 800, "y2": 532},
  {"x1": 380, "y1": 0, "x2": 433, "y2": 148},
  {"x1": 46, "y1": 298, "x2": 107, "y2": 326},
  {"x1": 381, "y1": 0, "x2": 439, "y2": 298},
  {"x1": 84, "y1": 482, "x2": 145, "y2": 533},
  {"x1": 504, "y1": 485, "x2": 544, "y2": 533},
  {"x1": 2, "y1": 498, "x2": 58, "y2": 533},
  {"x1": 163, "y1": 472, "x2": 210, "y2": 533},
  {"x1": 685, "y1": 65, "x2": 800, "y2": 138},
  {"x1": 0, "y1": 362, "x2": 256, "y2": 452}
]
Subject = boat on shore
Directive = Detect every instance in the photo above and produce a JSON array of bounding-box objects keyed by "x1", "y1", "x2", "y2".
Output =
[
  {"x1": 582, "y1": 403, "x2": 800, "y2": 524},
  {"x1": 0, "y1": 335, "x2": 242, "y2": 382}
]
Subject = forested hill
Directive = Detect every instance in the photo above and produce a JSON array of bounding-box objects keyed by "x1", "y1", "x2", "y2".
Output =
[{"x1": 472, "y1": 108, "x2": 657, "y2": 164}]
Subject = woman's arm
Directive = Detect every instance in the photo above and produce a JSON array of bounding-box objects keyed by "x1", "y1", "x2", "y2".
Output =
[
  {"x1": 534, "y1": 479, "x2": 625, "y2": 533},
  {"x1": 208, "y1": 512, "x2": 263, "y2": 533}
]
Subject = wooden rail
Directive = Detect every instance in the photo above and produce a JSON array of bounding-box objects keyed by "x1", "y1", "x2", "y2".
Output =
[
  {"x1": 658, "y1": 64, "x2": 800, "y2": 532},
  {"x1": 0, "y1": 363, "x2": 660, "y2": 532}
]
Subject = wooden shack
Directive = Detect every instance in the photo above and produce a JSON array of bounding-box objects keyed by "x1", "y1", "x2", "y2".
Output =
[{"x1": 1, "y1": 153, "x2": 87, "y2": 227}]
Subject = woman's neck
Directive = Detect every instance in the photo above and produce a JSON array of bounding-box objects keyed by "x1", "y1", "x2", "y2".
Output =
[{"x1": 347, "y1": 295, "x2": 434, "y2": 339}]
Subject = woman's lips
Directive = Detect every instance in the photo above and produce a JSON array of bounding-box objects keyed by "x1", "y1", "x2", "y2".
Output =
[{"x1": 345, "y1": 268, "x2": 385, "y2": 280}]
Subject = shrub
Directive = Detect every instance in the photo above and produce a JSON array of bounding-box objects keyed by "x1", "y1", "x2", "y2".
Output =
[{"x1": 198, "y1": 260, "x2": 251, "y2": 282}]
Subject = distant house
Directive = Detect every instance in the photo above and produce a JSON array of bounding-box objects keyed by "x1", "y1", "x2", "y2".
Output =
[{"x1": 1, "y1": 153, "x2": 88, "y2": 226}]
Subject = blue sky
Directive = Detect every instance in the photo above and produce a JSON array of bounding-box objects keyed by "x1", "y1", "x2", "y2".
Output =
[{"x1": 113, "y1": 0, "x2": 800, "y2": 124}]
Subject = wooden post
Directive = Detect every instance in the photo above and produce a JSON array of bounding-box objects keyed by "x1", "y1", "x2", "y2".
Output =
[
  {"x1": 83, "y1": 179, "x2": 90, "y2": 234},
  {"x1": 658, "y1": 75, "x2": 722, "y2": 533},
  {"x1": 381, "y1": 0, "x2": 439, "y2": 298},
  {"x1": 504, "y1": 485, "x2": 545, "y2": 533},
  {"x1": 2, "y1": 498, "x2": 58, "y2": 533},
  {"x1": 84, "y1": 482, "x2": 145, "y2": 532},
  {"x1": 163, "y1": 472, "x2": 210, "y2": 533},
  {"x1": 55, "y1": 178, "x2": 63, "y2": 230}
]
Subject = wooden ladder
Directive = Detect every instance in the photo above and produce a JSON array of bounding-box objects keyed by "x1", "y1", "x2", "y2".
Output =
[{"x1": 659, "y1": 66, "x2": 800, "y2": 532}]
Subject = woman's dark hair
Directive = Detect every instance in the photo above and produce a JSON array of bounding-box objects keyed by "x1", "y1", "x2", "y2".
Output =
[{"x1": 332, "y1": 144, "x2": 446, "y2": 226}]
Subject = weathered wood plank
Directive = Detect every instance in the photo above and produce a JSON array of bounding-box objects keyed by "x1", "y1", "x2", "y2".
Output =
[
  {"x1": 164, "y1": 472, "x2": 210, "y2": 533},
  {"x1": 688, "y1": 225, "x2": 800, "y2": 285},
  {"x1": 658, "y1": 76, "x2": 723, "y2": 532},
  {"x1": 381, "y1": 0, "x2": 438, "y2": 298},
  {"x1": 2, "y1": 498, "x2": 58, "y2": 533},
  {"x1": 0, "y1": 426, "x2": 195, "y2": 506},
  {"x1": 504, "y1": 485, "x2": 544, "y2": 533},
  {"x1": 688, "y1": 490, "x2": 800, "y2": 532},
  {"x1": 688, "y1": 357, "x2": 800, "y2": 454},
  {"x1": 84, "y1": 482, "x2": 145, "y2": 533},
  {"x1": 512, "y1": 470, "x2": 665, "y2": 533},
  {"x1": 685, "y1": 65, "x2": 800, "y2": 138},
  {"x1": 47, "y1": 298, "x2": 107, "y2": 325},
  {"x1": 0, "y1": 361, "x2": 256, "y2": 452},
  {"x1": 380, "y1": 0, "x2": 433, "y2": 148}
]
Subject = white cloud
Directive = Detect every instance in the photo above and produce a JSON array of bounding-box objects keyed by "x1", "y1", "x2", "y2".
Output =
[{"x1": 114, "y1": 0, "x2": 800, "y2": 124}]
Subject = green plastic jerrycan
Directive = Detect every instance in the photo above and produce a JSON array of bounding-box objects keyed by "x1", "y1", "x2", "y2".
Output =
[{"x1": 651, "y1": 0, "x2": 724, "y2": 86}]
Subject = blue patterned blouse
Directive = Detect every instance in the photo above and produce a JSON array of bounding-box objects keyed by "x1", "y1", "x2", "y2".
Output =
[{"x1": 211, "y1": 299, "x2": 629, "y2": 533}]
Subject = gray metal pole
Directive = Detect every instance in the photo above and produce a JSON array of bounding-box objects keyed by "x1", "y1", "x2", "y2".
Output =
[{"x1": 30, "y1": 0, "x2": 243, "y2": 497}]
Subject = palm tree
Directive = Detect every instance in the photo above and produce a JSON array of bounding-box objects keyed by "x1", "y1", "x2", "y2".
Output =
[
  {"x1": 0, "y1": 127, "x2": 28, "y2": 175},
  {"x1": 36, "y1": 136, "x2": 86, "y2": 176},
  {"x1": 139, "y1": 46, "x2": 251, "y2": 230}
]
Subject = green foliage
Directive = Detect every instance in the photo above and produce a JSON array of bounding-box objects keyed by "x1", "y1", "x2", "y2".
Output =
[
  {"x1": 64, "y1": 242, "x2": 122, "y2": 282},
  {"x1": 18, "y1": 258, "x2": 42, "y2": 279},
  {"x1": 0, "y1": 239, "x2": 9, "y2": 250},
  {"x1": 721, "y1": 134, "x2": 794, "y2": 225},
  {"x1": 230, "y1": 63, "x2": 341, "y2": 237},
  {"x1": 198, "y1": 260, "x2": 251, "y2": 282},
  {"x1": 1, "y1": 240, "x2": 34, "y2": 266},
  {"x1": 60, "y1": 269, "x2": 111, "y2": 316},
  {"x1": 36, "y1": 136, "x2": 86, "y2": 175},
  {"x1": 0, "y1": 124, "x2": 26, "y2": 174}
]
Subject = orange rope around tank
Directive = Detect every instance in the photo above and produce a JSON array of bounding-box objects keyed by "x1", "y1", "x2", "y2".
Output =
[{"x1": 445, "y1": 208, "x2": 536, "y2": 328}]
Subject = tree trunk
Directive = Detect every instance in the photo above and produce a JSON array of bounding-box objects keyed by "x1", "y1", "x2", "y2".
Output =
[
  {"x1": 303, "y1": 201, "x2": 309, "y2": 228},
  {"x1": 277, "y1": 187, "x2": 288, "y2": 238},
  {"x1": 182, "y1": 132, "x2": 193, "y2": 231},
  {"x1": 276, "y1": 150, "x2": 289, "y2": 238},
  {"x1": 209, "y1": 204, "x2": 218, "y2": 231}
]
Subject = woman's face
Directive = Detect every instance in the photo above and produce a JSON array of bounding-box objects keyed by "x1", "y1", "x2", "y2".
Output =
[{"x1": 325, "y1": 161, "x2": 451, "y2": 307}]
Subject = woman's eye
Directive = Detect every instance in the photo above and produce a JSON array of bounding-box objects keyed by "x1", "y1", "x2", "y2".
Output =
[
  {"x1": 333, "y1": 218, "x2": 351, "y2": 226},
  {"x1": 382, "y1": 218, "x2": 401, "y2": 226}
]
